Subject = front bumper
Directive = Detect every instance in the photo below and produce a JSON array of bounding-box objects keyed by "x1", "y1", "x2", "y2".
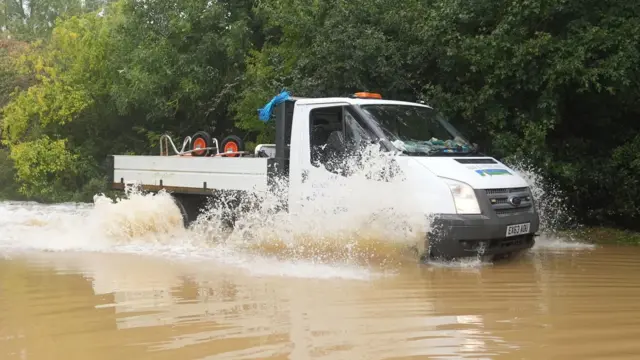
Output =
[{"x1": 427, "y1": 187, "x2": 540, "y2": 260}]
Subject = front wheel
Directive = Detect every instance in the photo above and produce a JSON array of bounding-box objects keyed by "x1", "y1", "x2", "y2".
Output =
[{"x1": 417, "y1": 237, "x2": 449, "y2": 262}]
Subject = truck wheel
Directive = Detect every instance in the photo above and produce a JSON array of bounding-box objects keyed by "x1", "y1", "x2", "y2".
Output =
[
  {"x1": 220, "y1": 135, "x2": 244, "y2": 157},
  {"x1": 172, "y1": 194, "x2": 207, "y2": 228},
  {"x1": 421, "y1": 231, "x2": 452, "y2": 262},
  {"x1": 172, "y1": 195, "x2": 191, "y2": 228},
  {"x1": 420, "y1": 246, "x2": 449, "y2": 262},
  {"x1": 427, "y1": 248, "x2": 454, "y2": 262},
  {"x1": 418, "y1": 238, "x2": 442, "y2": 262},
  {"x1": 191, "y1": 131, "x2": 213, "y2": 157}
]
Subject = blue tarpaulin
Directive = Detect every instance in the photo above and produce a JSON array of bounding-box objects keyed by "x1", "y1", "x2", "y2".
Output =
[{"x1": 258, "y1": 90, "x2": 291, "y2": 122}]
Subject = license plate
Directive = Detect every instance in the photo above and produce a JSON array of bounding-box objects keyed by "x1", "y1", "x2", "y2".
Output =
[{"x1": 506, "y1": 222, "x2": 530, "y2": 237}]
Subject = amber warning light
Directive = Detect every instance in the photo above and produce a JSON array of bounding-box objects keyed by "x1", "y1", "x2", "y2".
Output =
[{"x1": 353, "y1": 92, "x2": 382, "y2": 99}]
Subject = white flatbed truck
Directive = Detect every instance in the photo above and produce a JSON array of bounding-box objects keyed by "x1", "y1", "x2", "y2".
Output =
[{"x1": 107, "y1": 91, "x2": 540, "y2": 260}]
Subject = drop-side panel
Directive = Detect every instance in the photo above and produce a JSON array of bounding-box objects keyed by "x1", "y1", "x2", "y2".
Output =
[{"x1": 111, "y1": 155, "x2": 269, "y2": 194}]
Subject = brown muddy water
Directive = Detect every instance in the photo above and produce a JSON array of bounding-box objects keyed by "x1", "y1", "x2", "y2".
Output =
[{"x1": 1, "y1": 198, "x2": 640, "y2": 360}]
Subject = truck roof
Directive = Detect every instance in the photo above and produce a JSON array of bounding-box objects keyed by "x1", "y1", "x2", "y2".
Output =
[
  {"x1": 291, "y1": 96, "x2": 434, "y2": 109},
  {"x1": 256, "y1": 91, "x2": 434, "y2": 123}
]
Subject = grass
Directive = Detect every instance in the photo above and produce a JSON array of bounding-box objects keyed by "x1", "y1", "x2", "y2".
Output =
[{"x1": 559, "y1": 226, "x2": 640, "y2": 246}]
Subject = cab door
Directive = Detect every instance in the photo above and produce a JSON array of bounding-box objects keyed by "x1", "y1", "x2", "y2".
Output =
[{"x1": 287, "y1": 102, "x2": 379, "y2": 216}]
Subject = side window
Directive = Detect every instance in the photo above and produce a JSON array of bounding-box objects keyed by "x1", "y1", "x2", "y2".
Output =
[
  {"x1": 309, "y1": 106, "x2": 375, "y2": 176},
  {"x1": 309, "y1": 106, "x2": 344, "y2": 170}
]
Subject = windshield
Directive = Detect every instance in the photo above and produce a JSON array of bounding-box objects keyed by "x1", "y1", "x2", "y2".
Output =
[{"x1": 358, "y1": 104, "x2": 475, "y2": 155}]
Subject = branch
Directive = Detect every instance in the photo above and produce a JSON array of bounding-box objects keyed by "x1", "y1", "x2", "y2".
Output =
[{"x1": 204, "y1": 79, "x2": 241, "y2": 117}]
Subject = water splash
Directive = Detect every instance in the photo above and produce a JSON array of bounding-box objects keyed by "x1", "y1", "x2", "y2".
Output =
[
  {"x1": 506, "y1": 159, "x2": 576, "y2": 233},
  {"x1": 505, "y1": 157, "x2": 594, "y2": 251},
  {"x1": 188, "y1": 144, "x2": 431, "y2": 269},
  {"x1": 0, "y1": 145, "x2": 596, "y2": 274},
  {"x1": 92, "y1": 188, "x2": 188, "y2": 244},
  {"x1": 0, "y1": 145, "x2": 431, "y2": 279}
]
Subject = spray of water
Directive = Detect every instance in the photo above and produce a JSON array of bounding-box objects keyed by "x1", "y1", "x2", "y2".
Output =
[
  {"x1": 87, "y1": 145, "x2": 593, "y2": 268},
  {"x1": 92, "y1": 188, "x2": 188, "y2": 244},
  {"x1": 506, "y1": 158, "x2": 576, "y2": 233},
  {"x1": 188, "y1": 144, "x2": 431, "y2": 268},
  {"x1": 1, "y1": 144, "x2": 594, "y2": 276},
  {"x1": 506, "y1": 157, "x2": 594, "y2": 250}
]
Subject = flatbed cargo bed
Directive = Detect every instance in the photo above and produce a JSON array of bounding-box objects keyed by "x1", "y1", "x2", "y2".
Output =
[{"x1": 109, "y1": 155, "x2": 270, "y2": 195}]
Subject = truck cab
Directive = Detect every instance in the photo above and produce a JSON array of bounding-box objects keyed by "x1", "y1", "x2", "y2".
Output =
[
  {"x1": 108, "y1": 92, "x2": 540, "y2": 261},
  {"x1": 263, "y1": 92, "x2": 539, "y2": 260}
]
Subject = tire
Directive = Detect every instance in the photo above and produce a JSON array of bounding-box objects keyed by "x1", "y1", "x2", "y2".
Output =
[
  {"x1": 172, "y1": 194, "x2": 191, "y2": 228},
  {"x1": 172, "y1": 194, "x2": 208, "y2": 228},
  {"x1": 220, "y1": 135, "x2": 245, "y2": 157},
  {"x1": 422, "y1": 230, "x2": 451, "y2": 262},
  {"x1": 191, "y1": 131, "x2": 213, "y2": 157}
]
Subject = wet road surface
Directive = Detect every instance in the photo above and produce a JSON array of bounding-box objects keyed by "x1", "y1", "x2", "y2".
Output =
[{"x1": 1, "y1": 200, "x2": 639, "y2": 359}]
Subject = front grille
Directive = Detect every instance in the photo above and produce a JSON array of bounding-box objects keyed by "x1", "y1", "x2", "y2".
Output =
[
  {"x1": 495, "y1": 208, "x2": 530, "y2": 216},
  {"x1": 484, "y1": 187, "x2": 532, "y2": 217},
  {"x1": 485, "y1": 187, "x2": 528, "y2": 196}
]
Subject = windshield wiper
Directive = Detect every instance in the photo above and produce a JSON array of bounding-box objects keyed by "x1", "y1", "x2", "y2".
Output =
[
  {"x1": 390, "y1": 141, "x2": 481, "y2": 157},
  {"x1": 423, "y1": 145, "x2": 480, "y2": 156}
]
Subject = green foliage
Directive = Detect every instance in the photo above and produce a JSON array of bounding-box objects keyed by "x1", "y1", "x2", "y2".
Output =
[
  {"x1": 1, "y1": 9, "x2": 115, "y2": 201},
  {"x1": 564, "y1": 226, "x2": 640, "y2": 246},
  {"x1": 1, "y1": 0, "x2": 259, "y2": 201},
  {"x1": 234, "y1": 0, "x2": 640, "y2": 230},
  {"x1": 0, "y1": 0, "x2": 639, "y2": 231},
  {"x1": 0, "y1": 149, "x2": 22, "y2": 200},
  {"x1": 9, "y1": 136, "x2": 78, "y2": 200},
  {"x1": 106, "y1": 0, "x2": 254, "y2": 140},
  {"x1": 1, "y1": 79, "x2": 93, "y2": 145},
  {"x1": 234, "y1": 0, "x2": 416, "y2": 134},
  {"x1": 0, "y1": 40, "x2": 31, "y2": 140},
  {"x1": 0, "y1": 0, "x2": 111, "y2": 41}
]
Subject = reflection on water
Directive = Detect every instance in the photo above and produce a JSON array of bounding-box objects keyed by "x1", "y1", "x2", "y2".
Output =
[{"x1": 2, "y1": 245, "x2": 640, "y2": 359}]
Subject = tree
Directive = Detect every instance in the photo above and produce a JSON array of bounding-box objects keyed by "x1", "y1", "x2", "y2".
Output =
[
  {"x1": 1, "y1": 0, "x2": 639, "y2": 230},
  {"x1": 235, "y1": 0, "x2": 640, "y2": 229},
  {"x1": 0, "y1": 39, "x2": 31, "y2": 200},
  {"x1": 1, "y1": 0, "x2": 111, "y2": 40},
  {"x1": 1, "y1": 8, "x2": 115, "y2": 200},
  {"x1": 1, "y1": 0, "x2": 258, "y2": 201}
]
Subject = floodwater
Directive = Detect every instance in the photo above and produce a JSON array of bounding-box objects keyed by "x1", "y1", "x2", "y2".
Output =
[{"x1": 1, "y1": 199, "x2": 640, "y2": 360}]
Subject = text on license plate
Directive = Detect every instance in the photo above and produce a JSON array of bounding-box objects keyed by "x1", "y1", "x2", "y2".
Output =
[{"x1": 506, "y1": 222, "x2": 531, "y2": 237}]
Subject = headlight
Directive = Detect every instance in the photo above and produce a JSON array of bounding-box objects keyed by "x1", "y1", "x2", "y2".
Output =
[{"x1": 442, "y1": 178, "x2": 481, "y2": 214}]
